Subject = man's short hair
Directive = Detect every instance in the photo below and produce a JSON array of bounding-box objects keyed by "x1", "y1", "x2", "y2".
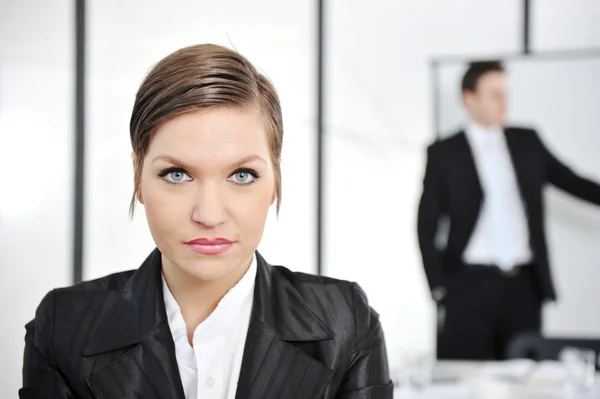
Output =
[{"x1": 461, "y1": 60, "x2": 505, "y2": 92}]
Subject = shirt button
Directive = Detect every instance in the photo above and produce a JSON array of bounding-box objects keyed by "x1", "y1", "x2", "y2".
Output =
[{"x1": 206, "y1": 376, "x2": 215, "y2": 388}]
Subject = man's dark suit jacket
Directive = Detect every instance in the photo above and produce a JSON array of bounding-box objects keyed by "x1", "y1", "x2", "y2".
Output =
[
  {"x1": 20, "y1": 249, "x2": 392, "y2": 398},
  {"x1": 417, "y1": 127, "x2": 600, "y2": 301}
]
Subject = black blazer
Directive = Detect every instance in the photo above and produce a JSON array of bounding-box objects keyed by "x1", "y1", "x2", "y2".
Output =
[
  {"x1": 20, "y1": 250, "x2": 392, "y2": 398},
  {"x1": 417, "y1": 127, "x2": 600, "y2": 301}
]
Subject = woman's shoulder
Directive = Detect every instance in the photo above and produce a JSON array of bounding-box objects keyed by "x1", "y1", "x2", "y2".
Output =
[
  {"x1": 271, "y1": 265, "x2": 381, "y2": 332},
  {"x1": 25, "y1": 269, "x2": 138, "y2": 358},
  {"x1": 29, "y1": 269, "x2": 137, "y2": 332},
  {"x1": 272, "y1": 265, "x2": 354, "y2": 296},
  {"x1": 52, "y1": 268, "x2": 137, "y2": 302}
]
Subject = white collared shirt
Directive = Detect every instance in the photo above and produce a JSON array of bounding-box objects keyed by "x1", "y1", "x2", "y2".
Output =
[
  {"x1": 463, "y1": 122, "x2": 532, "y2": 269},
  {"x1": 162, "y1": 255, "x2": 256, "y2": 399}
]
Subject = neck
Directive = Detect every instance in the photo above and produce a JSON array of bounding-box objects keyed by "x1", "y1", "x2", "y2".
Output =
[
  {"x1": 469, "y1": 116, "x2": 503, "y2": 130},
  {"x1": 162, "y1": 254, "x2": 252, "y2": 342}
]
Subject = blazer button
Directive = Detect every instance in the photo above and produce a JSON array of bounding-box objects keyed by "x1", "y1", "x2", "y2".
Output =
[{"x1": 206, "y1": 376, "x2": 215, "y2": 388}]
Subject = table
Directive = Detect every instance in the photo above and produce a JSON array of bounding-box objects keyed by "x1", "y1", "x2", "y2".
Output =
[{"x1": 393, "y1": 360, "x2": 600, "y2": 398}]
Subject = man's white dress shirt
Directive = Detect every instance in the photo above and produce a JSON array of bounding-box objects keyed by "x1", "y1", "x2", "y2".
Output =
[{"x1": 463, "y1": 122, "x2": 532, "y2": 270}]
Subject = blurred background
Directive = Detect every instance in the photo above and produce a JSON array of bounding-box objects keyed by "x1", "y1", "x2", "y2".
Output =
[{"x1": 1, "y1": 0, "x2": 599, "y2": 397}]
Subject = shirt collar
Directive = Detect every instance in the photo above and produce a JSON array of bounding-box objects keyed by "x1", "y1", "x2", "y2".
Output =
[
  {"x1": 162, "y1": 253, "x2": 257, "y2": 341},
  {"x1": 466, "y1": 120, "x2": 504, "y2": 146}
]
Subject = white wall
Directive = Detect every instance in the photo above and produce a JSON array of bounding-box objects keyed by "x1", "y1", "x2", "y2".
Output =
[
  {"x1": 533, "y1": 0, "x2": 600, "y2": 50},
  {"x1": 84, "y1": 0, "x2": 317, "y2": 280},
  {"x1": 0, "y1": 0, "x2": 73, "y2": 396},
  {"x1": 324, "y1": 0, "x2": 600, "y2": 370}
]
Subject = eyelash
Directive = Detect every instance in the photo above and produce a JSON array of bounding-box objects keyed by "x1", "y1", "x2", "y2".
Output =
[
  {"x1": 157, "y1": 167, "x2": 188, "y2": 184},
  {"x1": 232, "y1": 167, "x2": 261, "y2": 184},
  {"x1": 157, "y1": 167, "x2": 261, "y2": 185}
]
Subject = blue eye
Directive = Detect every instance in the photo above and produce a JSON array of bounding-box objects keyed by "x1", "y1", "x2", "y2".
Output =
[
  {"x1": 228, "y1": 168, "x2": 260, "y2": 185},
  {"x1": 233, "y1": 172, "x2": 253, "y2": 183},
  {"x1": 159, "y1": 168, "x2": 192, "y2": 184},
  {"x1": 167, "y1": 171, "x2": 188, "y2": 182}
]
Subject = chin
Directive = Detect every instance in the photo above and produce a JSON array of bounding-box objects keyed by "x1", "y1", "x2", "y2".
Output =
[
  {"x1": 163, "y1": 246, "x2": 252, "y2": 283},
  {"x1": 181, "y1": 263, "x2": 231, "y2": 283}
]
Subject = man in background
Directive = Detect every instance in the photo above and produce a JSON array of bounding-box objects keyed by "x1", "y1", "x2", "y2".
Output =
[{"x1": 417, "y1": 61, "x2": 600, "y2": 360}]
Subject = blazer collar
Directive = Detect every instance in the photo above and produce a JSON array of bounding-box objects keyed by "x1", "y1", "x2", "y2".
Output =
[
  {"x1": 83, "y1": 249, "x2": 332, "y2": 356},
  {"x1": 252, "y1": 251, "x2": 333, "y2": 341},
  {"x1": 83, "y1": 248, "x2": 165, "y2": 356}
]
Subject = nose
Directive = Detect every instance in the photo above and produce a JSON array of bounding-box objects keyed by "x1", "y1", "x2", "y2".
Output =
[{"x1": 191, "y1": 182, "x2": 228, "y2": 228}]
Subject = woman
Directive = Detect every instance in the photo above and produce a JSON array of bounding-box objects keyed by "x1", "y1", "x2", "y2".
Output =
[{"x1": 20, "y1": 44, "x2": 392, "y2": 399}]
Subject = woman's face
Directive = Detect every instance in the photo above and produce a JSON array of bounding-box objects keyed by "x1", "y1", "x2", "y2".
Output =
[{"x1": 138, "y1": 106, "x2": 275, "y2": 282}]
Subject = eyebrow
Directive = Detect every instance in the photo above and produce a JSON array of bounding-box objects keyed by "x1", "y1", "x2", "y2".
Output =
[{"x1": 151, "y1": 153, "x2": 267, "y2": 170}]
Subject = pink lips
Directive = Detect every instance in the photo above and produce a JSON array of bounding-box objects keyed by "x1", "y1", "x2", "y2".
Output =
[{"x1": 185, "y1": 237, "x2": 234, "y2": 255}]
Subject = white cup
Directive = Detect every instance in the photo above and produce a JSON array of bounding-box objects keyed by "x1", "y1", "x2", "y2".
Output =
[{"x1": 560, "y1": 346, "x2": 596, "y2": 393}]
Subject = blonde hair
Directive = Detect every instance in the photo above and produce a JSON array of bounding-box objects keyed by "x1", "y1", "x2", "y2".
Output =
[{"x1": 129, "y1": 44, "x2": 283, "y2": 215}]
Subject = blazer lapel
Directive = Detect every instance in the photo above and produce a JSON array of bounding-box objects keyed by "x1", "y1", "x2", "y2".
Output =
[
  {"x1": 504, "y1": 128, "x2": 534, "y2": 208},
  {"x1": 454, "y1": 131, "x2": 484, "y2": 202},
  {"x1": 235, "y1": 253, "x2": 334, "y2": 399},
  {"x1": 452, "y1": 132, "x2": 484, "y2": 242},
  {"x1": 83, "y1": 249, "x2": 186, "y2": 399}
]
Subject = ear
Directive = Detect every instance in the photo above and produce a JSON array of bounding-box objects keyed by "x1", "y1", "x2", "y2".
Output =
[{"x1": 462, "y1": 90, "x2": 475, "y2": 110}]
